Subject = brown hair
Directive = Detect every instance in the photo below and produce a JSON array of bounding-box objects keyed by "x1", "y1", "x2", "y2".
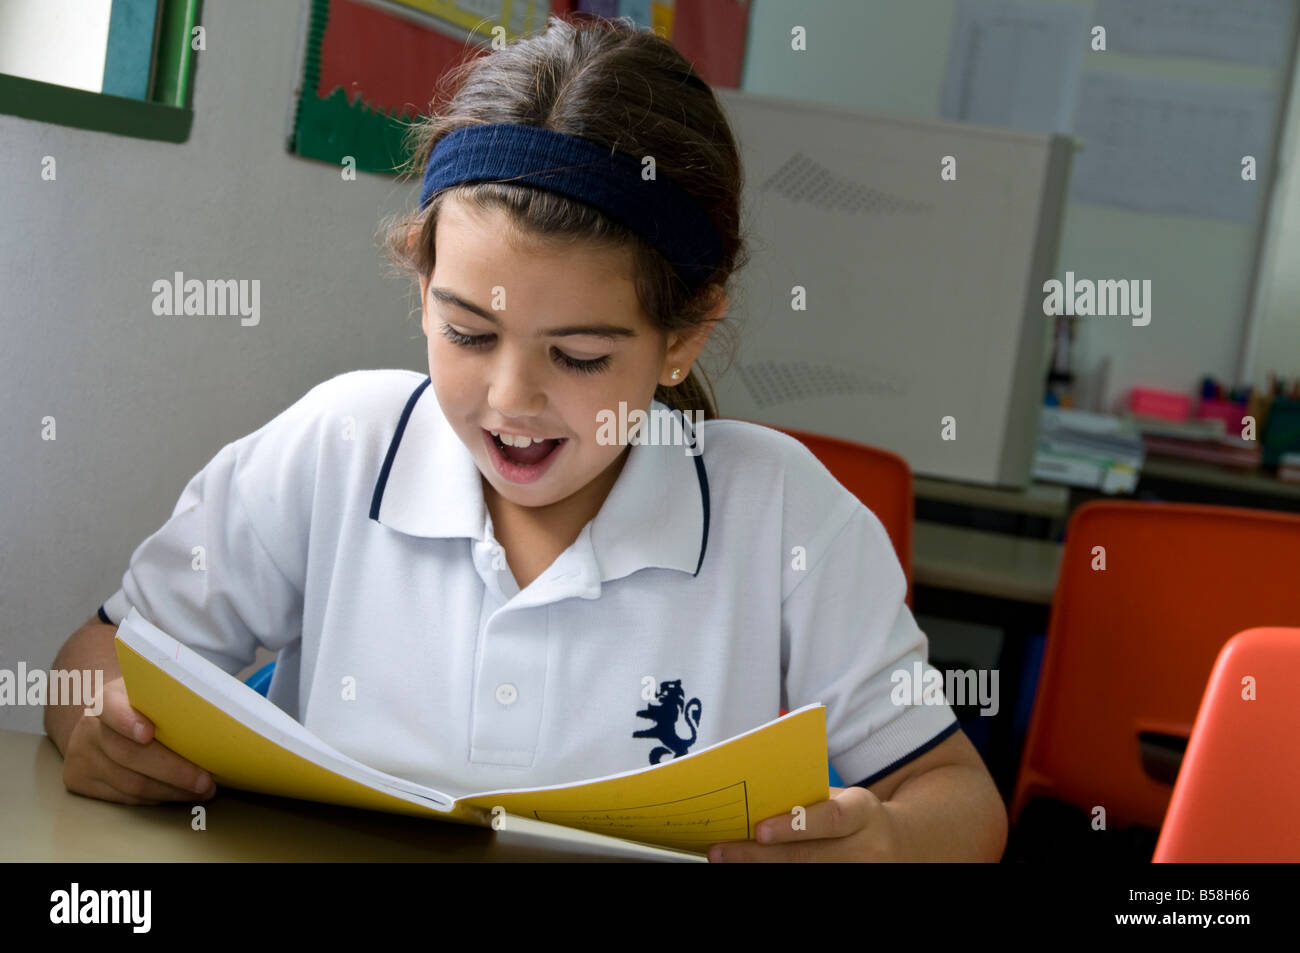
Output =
[{"x1": 377, "y1": 14, "x2": 750, "y2": 420}]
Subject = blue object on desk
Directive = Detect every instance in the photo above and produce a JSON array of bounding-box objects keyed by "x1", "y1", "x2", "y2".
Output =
[
  {"x1": 245, "y1": 662, "x2": 275, "y2": 697},
  {"x1": 244, "y1": 660, "x2": 847, "y2": 785}
]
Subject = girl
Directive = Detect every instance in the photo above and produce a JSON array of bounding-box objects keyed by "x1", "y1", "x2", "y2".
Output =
[{"x1": 45, "y1": 16, "x2": 1005, "y2": 862}]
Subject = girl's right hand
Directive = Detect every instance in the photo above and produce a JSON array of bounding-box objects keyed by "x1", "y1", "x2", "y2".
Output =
[{"x1": 61, "y1": 674, "x2": 218, "y2": 805}]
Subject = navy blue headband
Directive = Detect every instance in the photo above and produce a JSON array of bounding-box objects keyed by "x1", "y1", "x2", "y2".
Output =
[{"x1": 419, "y1": 123, "x2": 724, "y2": 290}]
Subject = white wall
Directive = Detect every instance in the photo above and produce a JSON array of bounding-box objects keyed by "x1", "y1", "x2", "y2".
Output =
[
  {"x1": 1249, "y1": 48, "x2": 1300, "y2": 385},
  {"x1": 1, "y1": 0, "x2": 425, "y2": 732},
  {"x1": 742, "y1": 0, "x2": 1298, "y2": 409}
]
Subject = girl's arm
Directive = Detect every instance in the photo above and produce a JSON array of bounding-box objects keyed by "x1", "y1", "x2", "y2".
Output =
[{"x1": 870, "y1": 730, "x2": 1008, "y2": 862}]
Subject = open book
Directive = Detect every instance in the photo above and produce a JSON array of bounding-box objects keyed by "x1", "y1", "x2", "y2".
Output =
[{"x1": 114, "y1": 607, "x2": 831, "y2": 859}]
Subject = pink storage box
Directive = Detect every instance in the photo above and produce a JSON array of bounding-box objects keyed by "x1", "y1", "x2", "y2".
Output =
[
  {"x1": 1129, "y1": 387, "x2": 1190, "y2": 422},
  {"x1": 1198, "y1": 396, "x2": 1250, "y2": 431}
]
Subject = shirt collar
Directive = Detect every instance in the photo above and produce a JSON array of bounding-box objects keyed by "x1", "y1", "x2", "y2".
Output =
[{"x1": 370, "y1": 376, "x2": 710, "y2": 579}]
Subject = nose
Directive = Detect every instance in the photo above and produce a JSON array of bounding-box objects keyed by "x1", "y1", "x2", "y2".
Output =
[{"x1": 486, "y1": 346, "x2": 548, "y2": 420}]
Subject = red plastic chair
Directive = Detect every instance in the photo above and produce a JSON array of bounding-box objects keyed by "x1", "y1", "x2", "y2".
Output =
[
  {"x1": 1010, "y1": 501, "x2": 1300, "y2": 832},
  {"x1": 1153, "y1": 626, "x2": 1300, "y2": 862}
]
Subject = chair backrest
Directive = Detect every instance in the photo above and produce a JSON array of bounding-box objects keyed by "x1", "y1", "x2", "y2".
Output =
[
  {"x1": 767, "y1": 425, "x2": 914, "y2": 607},
  {"x1": 1153, "y1": 626, "x2": 1300, "y2": 862},
  {"x1": 1011, "y1": 500, "x2": 1300, "y2": 831}
]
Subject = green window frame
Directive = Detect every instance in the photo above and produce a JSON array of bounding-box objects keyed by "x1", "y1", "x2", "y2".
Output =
[{"x1": 0, "y1": 0, "x2": 204, "y2": 143}]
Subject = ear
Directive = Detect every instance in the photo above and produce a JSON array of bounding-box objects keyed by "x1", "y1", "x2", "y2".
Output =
[{"x1": 661, "y1": 288, "x2": 728, "y2": 386}]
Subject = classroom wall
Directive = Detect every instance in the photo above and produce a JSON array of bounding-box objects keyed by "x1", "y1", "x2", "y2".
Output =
[
  {"x1": 742, "y1": 0, "x2": 1298, "y2": 409},
  {"x1": 1, "y1": 0, "x2": 425, "y2": 732},
  {"x1": 1249, "y1": 52, "x2": 1300, "y2": 384}
]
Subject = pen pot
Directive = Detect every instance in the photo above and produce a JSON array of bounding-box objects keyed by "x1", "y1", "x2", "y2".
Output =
[{"x1": 1262, "y1": 398, "x2": 1300, "y2": 467}]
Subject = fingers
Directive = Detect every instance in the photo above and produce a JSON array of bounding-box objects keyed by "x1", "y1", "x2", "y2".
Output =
[
  {"x1": 92, "y1": 742, "x2": 216, "y2": 803},
  {"x1": 95, "y1": 718, "x2": 215, "y2": 800},
  {"x1": 74, "y1": 775, "x2": 160, "y2": 807},
  {"x1": 98, "y1": 676, "x2": 154, "y2": 744},
  {"x1": 754, "y1": 786, "x2": 872, "y2": 844},
  {"x1": 60, "y1": 683, "x2": 217, "y2": 805},
  {"x1": 64, "y1": 737, "x2": 216, "y2": 805}
]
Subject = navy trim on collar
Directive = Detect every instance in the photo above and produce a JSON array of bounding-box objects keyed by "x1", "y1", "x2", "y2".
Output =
[
  {"x1": 689, "y1": 423, "x2": 710, "y2": 577},
  {"x1": 368, "y1": 373, "x2": 709, "y2": 579},
  {"x1": 370, "y1": 375, "x2": 432, "y2": 522},
  {"x1": 97, "y1": 604, "x2": 113, "y2": 626}
]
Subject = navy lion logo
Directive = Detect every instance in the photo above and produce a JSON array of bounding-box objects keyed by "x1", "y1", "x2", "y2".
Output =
[{"x1": 633, "y1": 679, "x2": 702, "y2": 764}]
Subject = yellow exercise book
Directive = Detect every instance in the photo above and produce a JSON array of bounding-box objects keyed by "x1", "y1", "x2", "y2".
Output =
[{"x1": 114, "y1": 608, "x2": 830, "y2": 859}]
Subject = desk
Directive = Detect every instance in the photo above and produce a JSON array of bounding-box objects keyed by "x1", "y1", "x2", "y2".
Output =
[
  {"x1": 918, "y1": 457, "x2": 1300, "y2": 533},
  {"x1": 914, "y1": 475, "x2": 1069, "y2": 541},
  {"x1": 0, "y1": 730, "x2": 701, "y2": 862},
  {"x1": 914, "y1": 475, "x2": 1070, "y2": 520},
  {"x1": 912, "y1": 521, "x2": 1061, "y2": 605},
  {"x1": 1136, "y1": 456, "x2": 1300, "y2": 511}
]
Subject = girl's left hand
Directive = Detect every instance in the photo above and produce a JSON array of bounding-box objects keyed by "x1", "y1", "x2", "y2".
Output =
[{"x1": 706, "y1": 786, "x2": 901, "y2": 862}]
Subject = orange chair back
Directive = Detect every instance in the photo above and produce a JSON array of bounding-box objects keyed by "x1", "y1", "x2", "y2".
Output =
[
  {"x1": 1011, "y1": 501, "x2": 1300, "y2": 831},
  {"x1": 1153, "y1": 626, "x2": 1300, "y2": 862},
  {"x1": 768, "y1": 425, "x2": 914, "y2": 607}
]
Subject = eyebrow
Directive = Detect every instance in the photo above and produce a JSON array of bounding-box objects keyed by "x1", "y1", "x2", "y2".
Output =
[{"x1": 430, "y1": 287, "x2": 639, "y2": 341}]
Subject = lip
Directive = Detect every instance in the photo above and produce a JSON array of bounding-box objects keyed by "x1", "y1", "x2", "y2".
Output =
[{"x1": 481, "y1": 428, "x2": 567, "y2": 485}]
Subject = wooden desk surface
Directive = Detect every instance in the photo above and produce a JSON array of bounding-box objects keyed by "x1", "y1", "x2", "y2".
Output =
[
  {"x1": 913, "y1": 521, "x2": 1062, "y2": 605},
  {"x1": 913, "y1": 475, "x2": 1070, "y2": 518},
  {"x1": 1140, "y1": 456, "x2": 1300, "y2": 500},
  {"x1": 0, "y1": 730, "x2": 701, "y2": 862},
  {"x1": 915, "y1": 457, "x2": 1300, "y2": 517}
]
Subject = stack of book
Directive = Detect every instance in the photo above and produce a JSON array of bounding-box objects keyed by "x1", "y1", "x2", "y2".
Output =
[
  {"x1": 1127, "y1": 414, "x2": 1262, "y2": 469},
  {"x1": 1279, "y1": 453, "x2": 1300, "y2": 484},
  {"x1": 1032, "y1": 406, "x2": 1145, "y2": 494}
]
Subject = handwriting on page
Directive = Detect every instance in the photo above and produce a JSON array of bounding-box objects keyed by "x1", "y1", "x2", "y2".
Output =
[{"x1": 533, "y1": 782, "x2": 750, "y2": 848}]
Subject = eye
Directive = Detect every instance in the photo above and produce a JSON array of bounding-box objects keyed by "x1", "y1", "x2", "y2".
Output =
[
  {"x1": 439, "y1": 323, "x2": 612, "y2": 374},
  {"x1": 439, "y1": 324, "x2": 492, "y2": 349},
  {"x1": 553, "y1": 350, "x2": 612, "y2": 375}
]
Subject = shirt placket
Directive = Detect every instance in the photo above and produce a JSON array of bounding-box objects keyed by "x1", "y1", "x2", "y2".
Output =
[{"x1": 467, "y1": 531, "x2": 544, "y2": 765}]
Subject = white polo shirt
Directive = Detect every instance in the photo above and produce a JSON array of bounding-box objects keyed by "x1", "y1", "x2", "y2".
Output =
[{"x1": 100, "y1": 369, "x2": 957, "y2": 796}]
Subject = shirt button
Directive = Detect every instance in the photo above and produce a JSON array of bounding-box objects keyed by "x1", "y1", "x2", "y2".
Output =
[{"x1": 495, "y1": 683, "x2": 518, "y2": 705}]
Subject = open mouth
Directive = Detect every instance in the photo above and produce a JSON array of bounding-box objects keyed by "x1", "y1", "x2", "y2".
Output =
[
  {"x1": 482, "y1": 428, "x2": 567, "y2": 482},
  {"x1": 491, "y1": 431, "x2": 564, "y2": 465}
]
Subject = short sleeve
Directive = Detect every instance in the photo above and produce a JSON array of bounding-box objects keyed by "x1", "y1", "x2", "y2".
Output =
[
  {"x1": 97, "y1": 382, "x2": 328, "y2": 676},
  {"x1": 781, "y1": 504, "x2": 959, "y2": 789}
]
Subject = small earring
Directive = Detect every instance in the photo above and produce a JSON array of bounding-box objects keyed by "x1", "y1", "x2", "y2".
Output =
[{"x1": 671, "y1": 368, "x2": 681, "y2": 381}]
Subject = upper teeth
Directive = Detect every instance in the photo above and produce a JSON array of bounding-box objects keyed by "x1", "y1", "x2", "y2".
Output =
[{"x1": 491, "y1": 430, "x2": 546, "y2": 448}]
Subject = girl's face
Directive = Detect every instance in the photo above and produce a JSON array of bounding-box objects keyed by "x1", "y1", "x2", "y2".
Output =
[{"x1": 419, "y1": 193, "x2": 710, "y2": 515}]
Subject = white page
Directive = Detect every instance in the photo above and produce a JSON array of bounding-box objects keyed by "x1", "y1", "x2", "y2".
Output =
[
  {"x1": 940, "y1": 0, "x2": 1089, "y2": 134},
  {"x1": 116, "y1": 608, "x2": 456, "y2": 811},
  {"x1": 1069, "y1": 73, "x2": 1276, "y2": 222},
  {"x1": 1095, "y1": 0, "x2": 1296, "y2": 69},
  {"x1": 494, "y1": 816, "x2": 708, "y2": 862}
]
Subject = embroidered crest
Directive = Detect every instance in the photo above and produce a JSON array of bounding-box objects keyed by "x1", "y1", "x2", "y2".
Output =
[{"x1": 633, "y1": 679, "x2": 702, "y2": 764}]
